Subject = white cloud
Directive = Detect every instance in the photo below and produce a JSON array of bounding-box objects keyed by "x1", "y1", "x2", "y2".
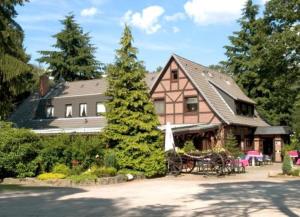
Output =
[
  {"x1": 122, "y1": 6, "x2": 165, "y2": 34},
  {"x1": 172, "y1": 26, "x2": 180, "y2": 33},
  {"x1": 164, "y1": 12, "x2": 186, "y2": 22},
  {"x1": 184, "y1": 0, "x2": 247, "y2": 25},
  {"x1": 81, "y1": 7, "x2": 98, "y2": 17}
]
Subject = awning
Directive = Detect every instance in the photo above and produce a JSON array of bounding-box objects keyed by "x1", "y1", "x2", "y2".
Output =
[
  {"x1": 254, "y1": 126, "x2": 291, "y2": 135},
  {"x1": 159, "y1": 123, "x2": 220, "y2": 134}
]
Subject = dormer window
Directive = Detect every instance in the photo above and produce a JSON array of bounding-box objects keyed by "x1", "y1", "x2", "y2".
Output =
[
  {"x1": 46, "y1": 106, "x2": 54, "y2": 118},
  {"x1": 236, "y1": 101, "x2": 254, "y2": 117},
  {"x1": 80, "y1": 103, "x2": 87, "y2": 117},
  {"x1": 171, "y1": 70, "x2": 178, "y2": 81},
  {"x1": 65, "y1": 104, "x2": 72, "y2": 118}
]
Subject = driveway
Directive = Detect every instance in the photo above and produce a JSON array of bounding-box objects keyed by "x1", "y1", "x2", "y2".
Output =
[{"x1": 0, "y1": 164, "x2": 299, "y2": 217}]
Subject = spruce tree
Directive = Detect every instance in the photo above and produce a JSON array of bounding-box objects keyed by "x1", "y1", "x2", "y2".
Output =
[
  {"x1": 105, "y1": 25, "x2": 165, "y2": 177},
  {"x1": 0, "y1": 0, "x2": 33, "y2": 120},
  {"x1": 38, "y1": 14, "x2": 102, "y2": 81},
  {"x1": 223, "y1": 0, "x2": 299, "y2": 126}
]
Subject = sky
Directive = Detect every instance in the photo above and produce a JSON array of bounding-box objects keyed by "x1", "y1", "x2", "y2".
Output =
[{"x1": 16, "y1": 0, "x2": 268, "y2": 72}]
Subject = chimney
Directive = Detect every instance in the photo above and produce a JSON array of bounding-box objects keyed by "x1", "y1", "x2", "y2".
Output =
[{"x1": 39, "y1": 75, "x2": 49, "y2": 97}]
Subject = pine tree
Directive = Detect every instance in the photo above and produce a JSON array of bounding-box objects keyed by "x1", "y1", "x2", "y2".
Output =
[
  {"x1": 0, "y1": 0, "x2": 33, "y2": 120},
  {"x1": 38, "y1": 14, "x2": 102, "y2": 81},
  {"x1": 224, "y1": 130, "x2": 241, "y2": 158},
  {"x1": 223, "y1": 0, "x2": 299, "y2": 126},
  {"x1": 105, "y1": 25, "x2": 165, "y2": 177}
]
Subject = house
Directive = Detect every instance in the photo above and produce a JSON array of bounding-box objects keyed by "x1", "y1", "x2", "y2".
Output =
[{"x1": 9, "y1": 54, "x2": 290, "y2": 161}]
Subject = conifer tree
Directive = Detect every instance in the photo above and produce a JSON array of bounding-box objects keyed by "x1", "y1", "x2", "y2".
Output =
[
  {"x1": 223, "y1": 0, "x2": 299, "y2": 126},
  {"x1": 38, "y1": 14, "x2": 102, "y2": 81},
  {"x1": 0, "y1": 0, "x2": 33, "y2": 120},
  {"x1": 105, "y1": 25, "x2": 165, "y2": 177}
]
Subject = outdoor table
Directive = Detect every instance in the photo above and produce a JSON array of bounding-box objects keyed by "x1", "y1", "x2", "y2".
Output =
[{"x1": 246, "y1": 150, "x2": 263, "y2": 166}]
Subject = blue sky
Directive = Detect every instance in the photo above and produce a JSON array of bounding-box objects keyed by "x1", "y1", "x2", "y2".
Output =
[{"x1": 16, "y1": 0, "x2": 268, "y2": 72}]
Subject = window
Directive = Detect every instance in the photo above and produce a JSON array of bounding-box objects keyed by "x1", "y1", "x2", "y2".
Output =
[
  {"x1": 65, "y1": 104, "x2": 72, "y2": 118},
  {"x1": 79, "y1": 103, "x2": 87, "y2": 117},
  {"x1": 235, "y1": 101, "x2": 254, "y2": 117},
  {"x1": 185, "y1": 97, "x2": 198, "y2": 112},
  {"x1": 171, "y1": 70, "x2": 178, "y2": 81},
  {"x1": 96, "y1": 103, "x2": 106, "y2": 116},
  {"x1": 46, "y1": 106, "x2": 54, "y2": 118},
  {"x1": 154, "y1": 99, "x2": 165, "y2": 114}
]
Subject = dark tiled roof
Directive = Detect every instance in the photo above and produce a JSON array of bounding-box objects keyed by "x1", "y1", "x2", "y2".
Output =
[
  {"x1": 9, "y1": 73, "x2": 159, "y2": 131},
  {"x1": 171, "y1": 54, "x2": 268, "y2": 127},
  {"x1": 254, "y1": 126, "x2": 291, "y2": 135}
]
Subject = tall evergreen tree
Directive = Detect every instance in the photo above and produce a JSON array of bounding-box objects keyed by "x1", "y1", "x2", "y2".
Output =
[
  {"x1": 0, "y1": 0, "x2": 33, "y2": 120},
  {"x1": 105, "y1": 25, "x2": 165, "y2": 177},
  {"x1": 38, "y1": 14, "x2": 102, "y2": 81},
  {"x1": 223, "y1": 0, "x2": 299, "y2": 126}
]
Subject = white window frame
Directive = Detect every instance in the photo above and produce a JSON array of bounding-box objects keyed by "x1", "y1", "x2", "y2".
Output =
[
  {"x1": 79, "y1": 103, "x2": 87, "y2": 117},
  {"x1": 46, "y1": 106, "x2": 54, "y2": 118},
  {"x1": 96, "y1": 102, "x2": 106, "y2": 116},
  {"x1": 65, "y1": 104, "x2": 72, "y2": 118}
]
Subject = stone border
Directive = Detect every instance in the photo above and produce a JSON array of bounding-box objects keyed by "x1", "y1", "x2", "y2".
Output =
[{"x1": 0, "y1": 174, "x2": 145, "y2": 187}]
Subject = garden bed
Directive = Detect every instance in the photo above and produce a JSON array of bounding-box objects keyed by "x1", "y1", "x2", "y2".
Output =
[{"x1": 0, "y1": 174, "x2": 145, "y2": 187}]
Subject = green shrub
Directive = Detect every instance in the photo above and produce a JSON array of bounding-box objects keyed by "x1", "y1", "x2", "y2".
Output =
[
  {"x1": 116, "y1": 140, "x2": 166, "y2": 178},
  {"x1": 70, "y1": 165, "x2": 85, "y2": 176},
  {"x1": 38, "y1": 134, "x2": 71, "y2": 172},
  {"x1": 103, "y1": 150, "x2": 118, "y2": 169},
  {"x1": 39, "y1": 134, "x2": 105, "y2": 172},
  {"x1": 92, "y1": 167, "x2": 117, "y2": 178},
  {"x1": 52, "y1": 164, "x2": 70, "y2": 175},
  {"x1": 183, "y1": 140, "x2": 196, "y2": 153},
  {"x1": 37, "y1": 173, "x2": 66, "y2": 180},
  {"x1": 282, "y1": 154, "x2": 293, "y2": 175},
  {"x1": 224, "y1": 130, "x2": 241, "y2": 157},
  {"x1": 117, "y1": 169, "x2": 144, "y2": 176},
  {"x1": 291, "y1": 169, "x2": 300, "y2": 176},
  {"x1": 0, "y1": 122, "x2": 42, "y2": 178},
  {"x1": 68, "y1": 174, "x2": 97, "y2": 184}
]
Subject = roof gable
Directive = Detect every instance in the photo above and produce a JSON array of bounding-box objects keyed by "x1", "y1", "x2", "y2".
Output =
[{"x1": 163, "y1": 54, "x2": 268, "y2": 127}]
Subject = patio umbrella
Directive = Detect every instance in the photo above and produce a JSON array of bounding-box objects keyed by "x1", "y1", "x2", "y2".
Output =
[
  {"x1": 165, "y1": 122, "x2": 175, "y2": 152},
  {"x1": 288, "y1": 150, "x2": 298, "y2": 158}
]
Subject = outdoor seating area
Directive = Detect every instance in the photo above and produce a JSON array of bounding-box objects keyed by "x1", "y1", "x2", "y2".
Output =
[
  {"x1": 241, "y1": 150, "x2": 273, "y2": 166},
  {"x1": 288, "y1": 150, "x2": 300, "y2": 165}
]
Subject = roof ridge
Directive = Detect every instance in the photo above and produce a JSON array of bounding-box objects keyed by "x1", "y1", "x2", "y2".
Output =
[{"x1": 172, "y1": 53, "x2": 232, "y2": 80}]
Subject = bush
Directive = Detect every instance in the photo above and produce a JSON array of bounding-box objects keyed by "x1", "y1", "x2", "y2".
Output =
[
  {"x1": 282, "y1": 154, "x2": 293, "y2": 175},
  {"x1": 291, "y1": 169, "x2": 300, "y2": 176},
  {"x1": 68, "y1": 174, "x2": 97, "y2": 184},
  {"x1": 38, "y1": 134, "x2": 71, "y2": 172},
  {"x1": 183, "y1": 140, "x2": 196, "y2": 153},
  {"x1": 0, "y1": 122, "x2": 42, "y2": 178},
  {"x1": 103, "y1": 150, "x2": 118, "y2": 169},
  {"x1": 37, "y1": 173, "x2": 66, "y2": 180},
  {"x1": 39, "y1": 134, "x2": 105, "y2": 172},
  {"x1": 52, "y1": 164, "x2": 70, "y2": 175},
  {"x1": 92, "y1": 167, "x2": 117, "y2": 178}
]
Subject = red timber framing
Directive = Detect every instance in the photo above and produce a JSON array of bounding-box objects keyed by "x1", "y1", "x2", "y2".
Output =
[{"x1": 150, "y1": 57, "x2": 221, "y2": 126}]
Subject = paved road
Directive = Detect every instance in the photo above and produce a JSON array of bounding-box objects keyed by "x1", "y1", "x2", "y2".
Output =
[{"x1": 1, "y1": 164, "x2": 299, "y2": 217}]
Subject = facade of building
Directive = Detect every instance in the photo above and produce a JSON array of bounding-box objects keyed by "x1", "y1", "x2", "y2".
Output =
[{"x1": 9, "y1": 54, "x2": 290, "y2": 161}]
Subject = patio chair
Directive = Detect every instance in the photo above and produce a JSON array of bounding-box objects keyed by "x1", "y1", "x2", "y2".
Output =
[{"x1": 263, "y1": 155, "x2": 272, "y2": 165}]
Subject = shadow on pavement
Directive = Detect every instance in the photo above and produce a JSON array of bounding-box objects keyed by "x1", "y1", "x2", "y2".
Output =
[
  {"x1": 0, "y1": 184, "x2": 177, "y2": 217},
  {"x1": 191, "y1": 180, "x2": 300, "y2": 217}
]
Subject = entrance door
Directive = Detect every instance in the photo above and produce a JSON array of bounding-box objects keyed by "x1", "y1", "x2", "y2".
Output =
[{"x1": 263, "y1": 138, "x2": 273, "y2": 156}]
